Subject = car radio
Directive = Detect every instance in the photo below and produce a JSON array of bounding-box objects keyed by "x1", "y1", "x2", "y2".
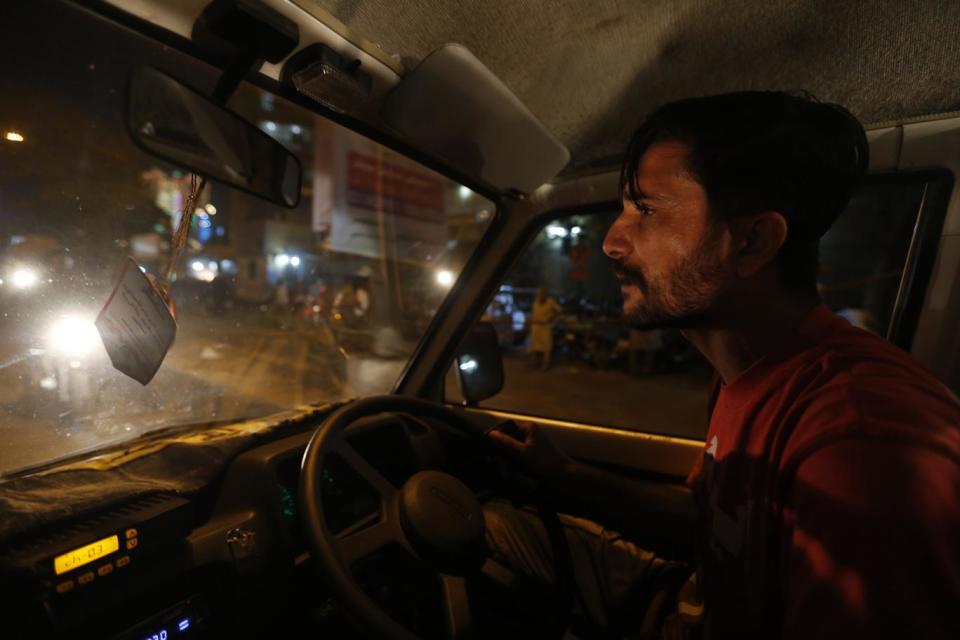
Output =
[
  {"x1": 3, "y1": 494, "x2": 194, "y2": 599},
  {"x1": 0, "y1": 493, "x2": 195, "y2": 637}
]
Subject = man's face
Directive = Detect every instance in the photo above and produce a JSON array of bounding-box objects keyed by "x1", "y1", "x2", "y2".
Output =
[{"x1": 603, "y1": 140, "x2": 734, "y2": 329}]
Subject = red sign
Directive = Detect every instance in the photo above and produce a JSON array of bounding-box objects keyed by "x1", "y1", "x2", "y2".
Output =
[
  {"x1": 569, "y1": 243, "x2": 591, "y2": 264},
  {"x1": 346, "y1": 152, "x2": 445, "y2": 223}
]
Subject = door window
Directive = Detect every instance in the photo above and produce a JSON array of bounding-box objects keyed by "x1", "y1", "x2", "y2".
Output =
[{"x1": 447, "y1": 172, "x2": 949, "y2": 438}]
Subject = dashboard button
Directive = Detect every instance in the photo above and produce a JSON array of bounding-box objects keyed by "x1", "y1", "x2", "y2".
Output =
[
  {"x1": 116, "y1": 555, "x2": 131, "y2": 568},
  {"x1": 126, "y1": 538, "x2": 138, "y2": 550},
  {"x1": 78, "y1": 572, "x2": 94, "y2": 585},
  {"x1": 125, "y1": 528, "x2": 138, "y2": 540},
  {"x1": 55, "y1": 580, "x2": 75, "y2": 594},
  {"x1": 97, "y1": 563, "x2": 113, "y2": 577}
]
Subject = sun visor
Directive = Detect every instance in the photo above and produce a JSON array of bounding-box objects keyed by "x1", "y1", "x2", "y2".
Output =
[{"x1": 381, "y1": 44, "x2": 569, "y2": 193}]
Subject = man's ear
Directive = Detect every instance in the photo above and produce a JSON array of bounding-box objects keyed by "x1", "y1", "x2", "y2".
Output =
[{"x1": 731, "y1": 211, "x2": 788, "y2": 278}]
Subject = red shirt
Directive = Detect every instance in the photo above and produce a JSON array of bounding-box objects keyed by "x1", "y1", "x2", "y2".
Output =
[{"x1": 689, "y1": 304, "x2": 960, "y2": 639}]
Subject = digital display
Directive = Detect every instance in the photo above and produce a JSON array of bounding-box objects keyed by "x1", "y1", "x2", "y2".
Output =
[
  {"x1": 114, "y1": 598, "x2": 200, "y2": 640},
  {"x1": 141, "y1": 616, "x2": 191, "y2": 639},
  {"x1": 53, "y1": 534, "x2": 119, "y2": 575}
]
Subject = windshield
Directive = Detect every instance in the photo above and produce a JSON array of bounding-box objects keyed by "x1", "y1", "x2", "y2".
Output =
[{"x1": 0, "y1": 4, "x2": 494, "y2": 478}]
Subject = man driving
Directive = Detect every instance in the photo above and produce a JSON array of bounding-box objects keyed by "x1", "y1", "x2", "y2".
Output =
[{"x1": 485, "y1": 91, "x2": 960, "y2": 639}]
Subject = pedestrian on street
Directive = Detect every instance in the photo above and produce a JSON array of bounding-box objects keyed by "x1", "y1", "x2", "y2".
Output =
[{"x1": 529, "y1": 287, "x2": 562, "y2": 370}]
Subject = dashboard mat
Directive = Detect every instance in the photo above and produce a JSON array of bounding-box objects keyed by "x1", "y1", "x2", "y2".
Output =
[{"x1": 0, "y1": 402, "x2": 340, "y2": 545}]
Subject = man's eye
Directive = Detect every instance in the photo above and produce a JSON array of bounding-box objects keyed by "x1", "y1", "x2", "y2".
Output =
[{"x1": 635, "y1": 202, "x2": 653, "y2": 216}]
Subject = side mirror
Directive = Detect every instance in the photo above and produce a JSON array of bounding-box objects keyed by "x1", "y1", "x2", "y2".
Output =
[
  {"x1": 454, "y1": 322, "x2": 505, "y2": 406},
  {"x1": 127, "y1": 66, "x2": 302, "y2": 207}
]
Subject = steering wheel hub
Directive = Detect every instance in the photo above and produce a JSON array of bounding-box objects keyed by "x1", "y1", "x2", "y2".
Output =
[{"x1": 399, "y1": 470, "x2": 485, "y2": 561}]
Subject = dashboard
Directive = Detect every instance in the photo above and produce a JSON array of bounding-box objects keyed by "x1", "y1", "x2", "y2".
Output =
[{"x1": 0, "y1": 412, "x2": 482, "y2": 639}]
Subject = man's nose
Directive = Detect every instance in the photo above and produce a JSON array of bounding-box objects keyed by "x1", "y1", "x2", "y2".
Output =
[{"x1": 603, "y1": 215, "x2": 631, "y2": 260}]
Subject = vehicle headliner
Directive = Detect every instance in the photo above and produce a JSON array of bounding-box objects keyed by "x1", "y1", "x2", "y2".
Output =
[{"x1": 311, "y1": 0, "x2": 960, "y2": 174}]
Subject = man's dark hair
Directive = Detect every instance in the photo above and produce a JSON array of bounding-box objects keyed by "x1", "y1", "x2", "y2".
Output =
[{"x1": 619, "y1": 91, "x2": 869, "y2": 289}]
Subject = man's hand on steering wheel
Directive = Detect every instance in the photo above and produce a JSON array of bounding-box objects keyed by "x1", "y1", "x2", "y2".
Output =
[{"x1": 486, "y1": 420, "x2": 573, "y2": 481}]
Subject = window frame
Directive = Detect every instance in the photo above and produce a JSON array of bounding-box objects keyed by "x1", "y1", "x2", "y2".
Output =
[{"x1": 872, "y1": 169, "x2": 954, "y2": 350}]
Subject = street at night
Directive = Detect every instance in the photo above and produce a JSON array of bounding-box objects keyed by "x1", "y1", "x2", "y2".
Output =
[
  {"x1": 0, "y1": 298, "x2": 426, "y2": 475},
  {"x1": 0, "y1": 298, "x2": 710, "y2": 476},
  {"x1": 492, "y1": 354, "x2": 711, "y2": 440}
]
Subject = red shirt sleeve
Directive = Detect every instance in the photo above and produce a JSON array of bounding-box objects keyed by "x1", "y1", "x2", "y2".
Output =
[{"x1": 781, "y1": 438, "x2": 960, "y2": 639}]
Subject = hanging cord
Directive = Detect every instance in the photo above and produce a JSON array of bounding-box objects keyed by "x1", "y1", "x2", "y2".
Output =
[
  {"x1": 165, "y1": 173, "x2": 207, "y2": 282},
  {"x1": 143, "y1": 173, "x2": 206, "y2": 319}
]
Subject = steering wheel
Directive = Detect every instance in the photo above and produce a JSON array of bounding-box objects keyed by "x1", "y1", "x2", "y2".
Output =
[{"x1": 298, "y1": 395, "x2": 572, "y2": 639}]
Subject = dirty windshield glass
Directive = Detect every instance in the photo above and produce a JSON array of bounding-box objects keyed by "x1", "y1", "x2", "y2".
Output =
[{"x1": 0, "y1": 5, "x2": 493, "y2": 477}]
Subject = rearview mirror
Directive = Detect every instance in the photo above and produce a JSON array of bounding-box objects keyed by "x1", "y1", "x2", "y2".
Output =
[
  {"x1": 454, "y1": 322, "x2": 505, "y2": 406},
  {"x1": 127, "y1": 66, "x2": 301, "y2": 207}
]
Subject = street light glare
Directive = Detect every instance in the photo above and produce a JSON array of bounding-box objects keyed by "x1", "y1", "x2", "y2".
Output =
[
  {"x1": 290, "y1": 255, "x2": 301, "y2": 267},
  {"x1": 11, "y1": 268, "x2": 39, "y2": 289},
  {"x1": 546, "y1": 225, "x2": 568, "y2": 239},
  {"x1": 46, "y1": 315, "x2": 102, "y2": 358},
  {"x1": 4, "y1": 131, "x2": 24, "y2": 142},
  {"x1": 190, "y1": 260, "x2": 205, "y2": 272},
  {"x1": 275, "y1": 253, "x2": 291, "y2": 267},
  {"x1": 436, "y1": 269, "x2": 454, "y2": 287}
]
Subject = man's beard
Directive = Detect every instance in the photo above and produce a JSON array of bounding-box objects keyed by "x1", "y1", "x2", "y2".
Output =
[{"x1": 614, "y1": 235, "x2": 731, "y2": 330}]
